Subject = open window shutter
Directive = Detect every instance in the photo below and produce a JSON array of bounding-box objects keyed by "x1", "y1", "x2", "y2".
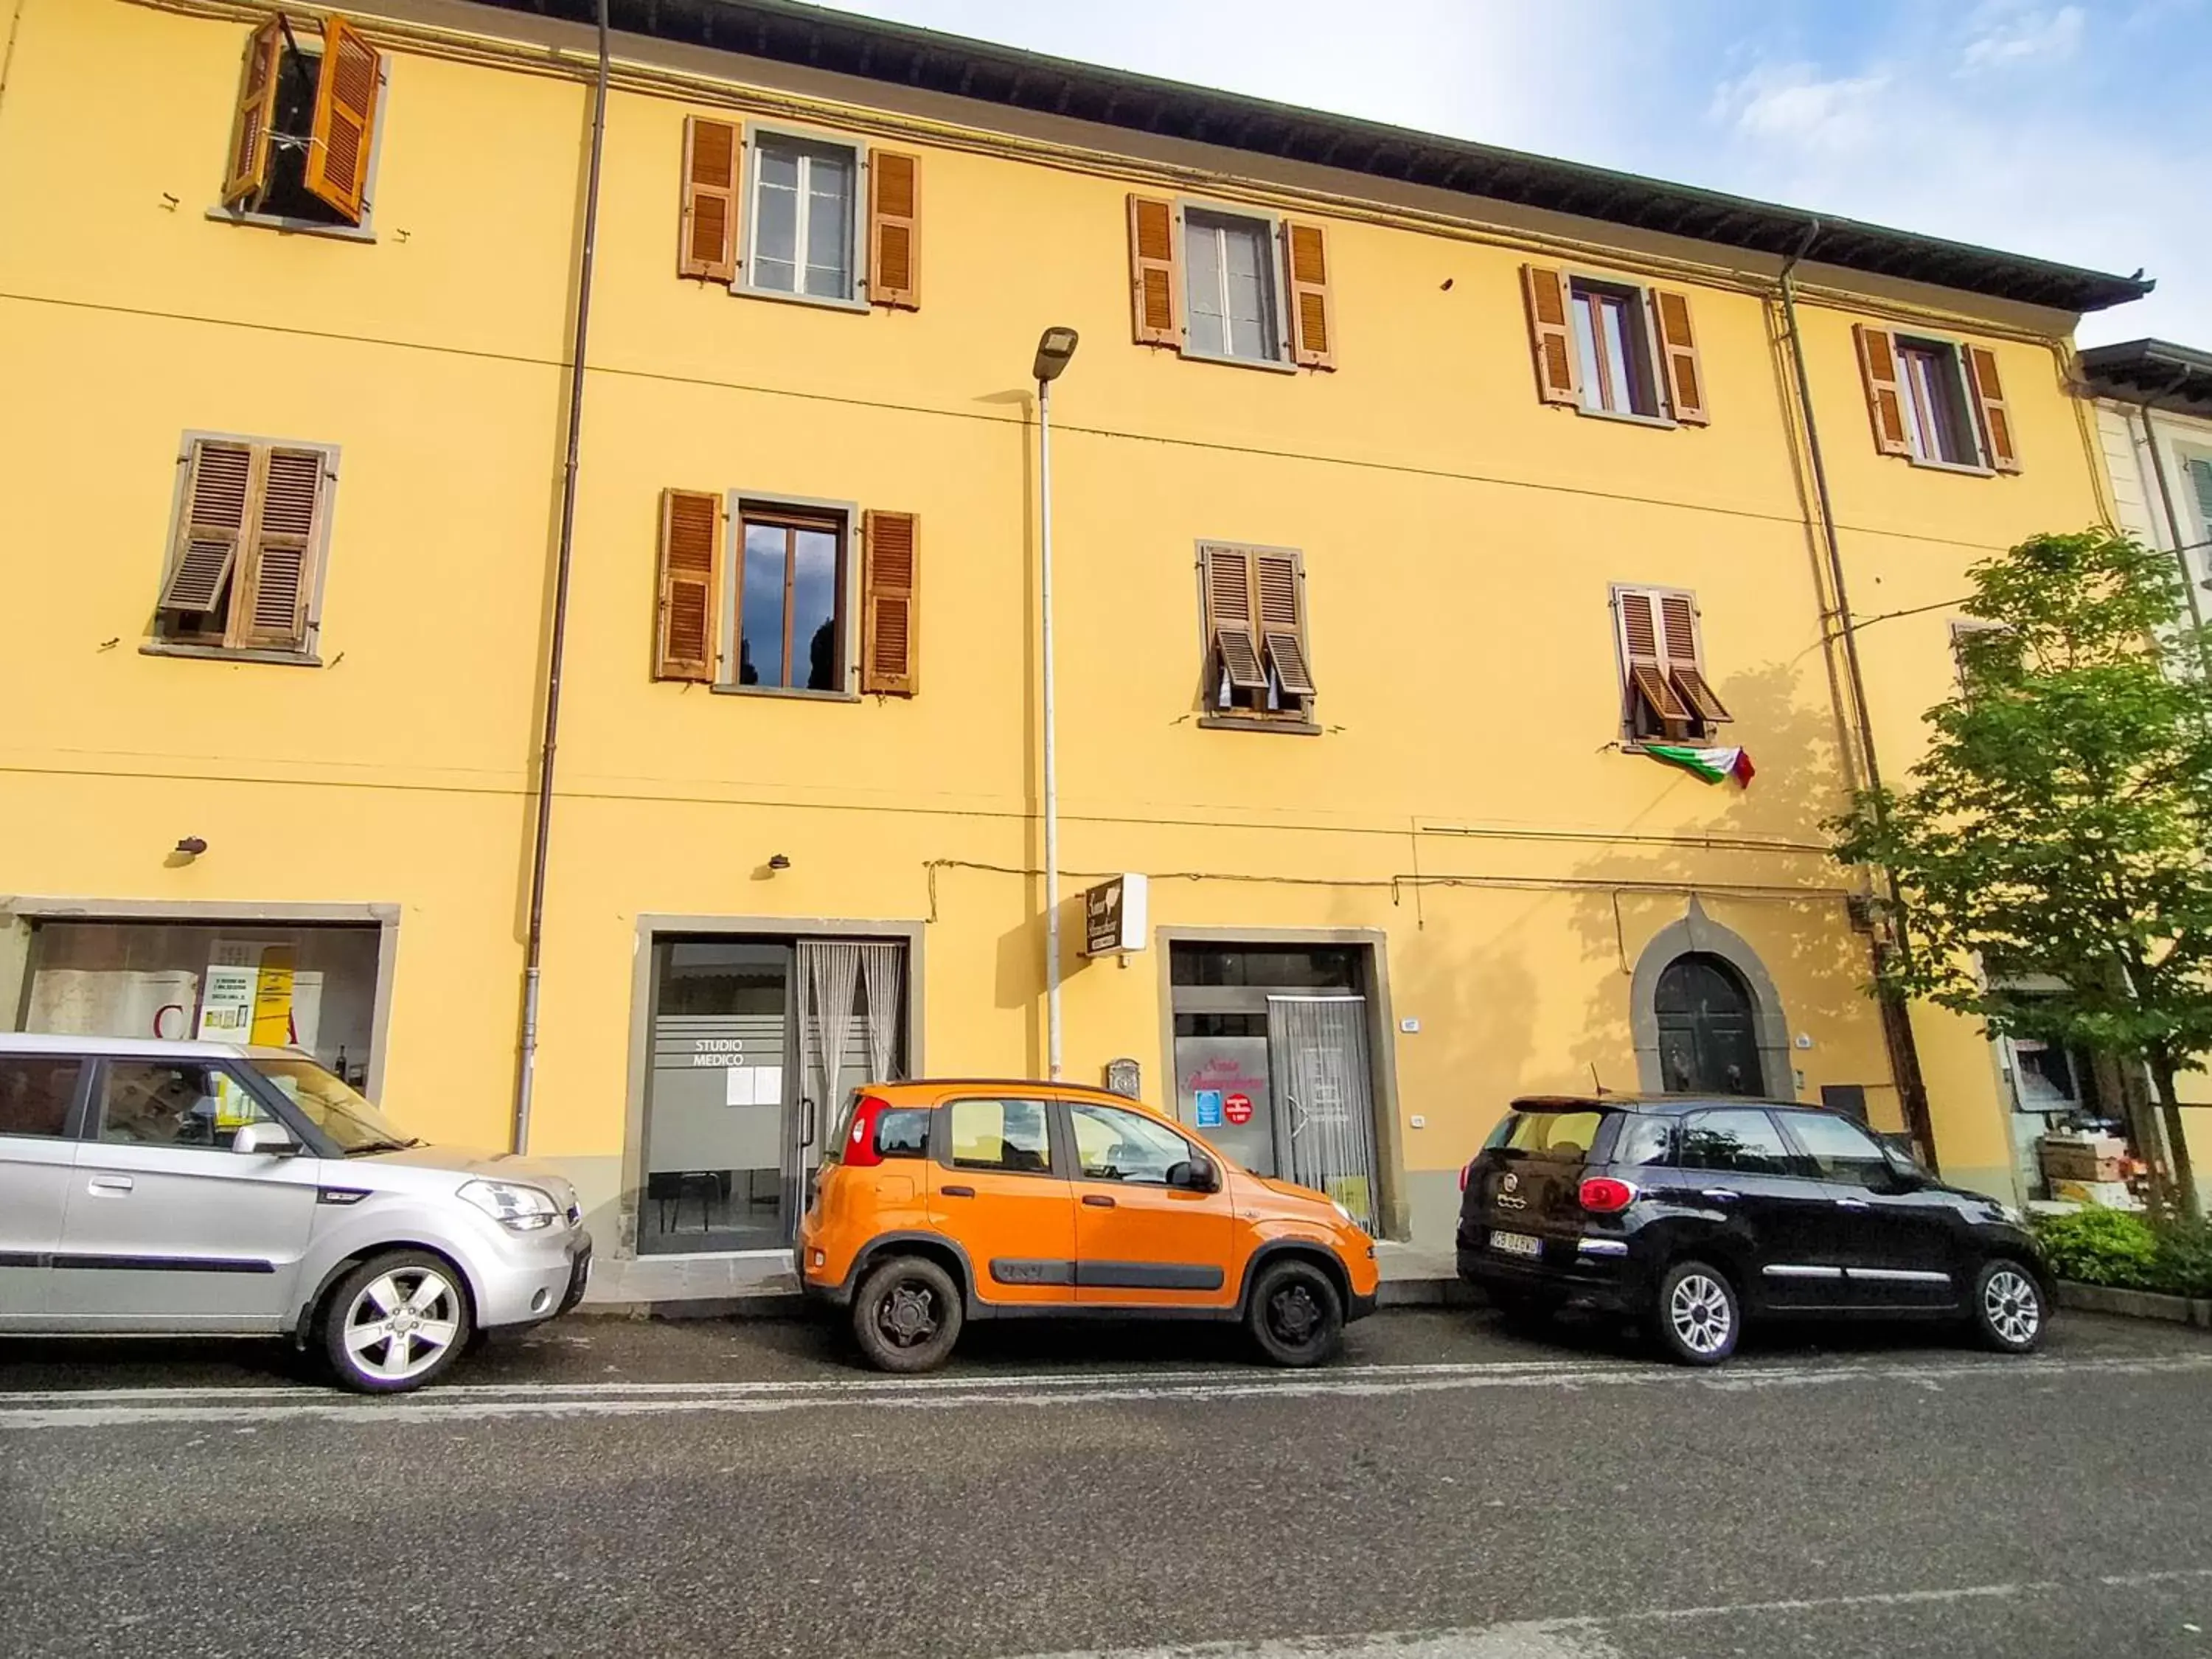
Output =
[
  {"x1": 302, "y1": 15, "x2": 380, "y2": 224},
  {"x1": 1200, "y1": 545, "x2": 1265, "y2": 691},
  {"x1": 1963, "y1": 345, "x2": 2021, "y2": 473},
  {"x1": 678, "y1": 116, "x2": 742, "y2": 282},
  {"x1": 234, "y1": 448, "x2": 324, "y2": 649},
  {"x1": 1521, "y1": 265, "x2": 1579, "y2": 406},
  {"x1": 1649, "y1": 289, "x2": 1708, "y2": 425},
  {"x1": 1128, "y1": 195, "x2": 1180, "y2": 347},
  {"x1": 1616, "y1": 588, "x2": 1688, "y2": 724},
  {"x1": 1255, "y1": 551, "x2": 1315, "y2": 699},
  {"x1": 868, "y1": 150, "x2": 919, "y2": 310},
  {"x1": 2188, "y1": 458, "x2": 2212, "y2": 535},
  {"x1": 655, "y1": 489, "x2": 722, "y2": 683},
  {"x1": 1658, "y1": 593, "x2": 1730, "y2": 723},
  {"x1": 1854, "y1": 325, "x2": 1911, "y2": 456},
  {"x1": 861, "y1": 510, "x2": 919, "y2": 695},
  {"x1": 1283, "y1": 221, "x2": 1335, "y2": 370},
  {"x1": 159, "y1": 441, "x2": 254, "y2": 613},
  {"x1": 221, "y1": 19, "x2": 282, "y2": 207}
]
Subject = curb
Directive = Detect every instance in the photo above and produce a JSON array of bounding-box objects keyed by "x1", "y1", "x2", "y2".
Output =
[
  {"x1": 578, "y1": 1275, "x2": 1485, "y2": 1321},
  {"x1": 2056, "y1": 1280, "x2": 2212, "y2": 1329}
]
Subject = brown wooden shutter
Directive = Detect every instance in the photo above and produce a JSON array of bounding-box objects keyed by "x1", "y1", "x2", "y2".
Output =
[
  {"x1": 1854, "y1": 325, "x2": 1911, "y2": 456},
  {"x1": 1964, "y1": 345, "x2": 2021, "y2": 473},
  {"x1": 860, "y1": 510, "x2": 919, "y2": 695},
  {"x1": 1649, "y1": 289, "x2": 1708, "y2": 425},
  {"x1": 1200, "y1": 546, "x2": 1265, "y2": 691},
  {"x1": 1254, "y1": 551, "x2": 1315, "y2": 698},
  {"x1": 234, "y1": 447, "x2": 324, "y2": 649},
  {"x1": 221, "y1": 18, "x2": 282, "y2": 208},
  {"x1": 302, "y1": 15, "x2": 380, "y2": 224},
  {"x1": 655, "y1": 489, "x2": 723, "y2": 682},
  {"x1": 1616, "y1": 589, "x2": 1689, "y2": 724},
  {"x1": 868, "y1": 150, "x2": 920, "y2": 310},
  {"x1": 1129, "y1": 195, "x2": 1180, "y2": 347},
  {"x1": 1521, "y1": 265, "x2": 1579, "y2": 406},
  {"x1": 679, "y1": 116, "x2": 741, "y2": 282},
  {"x1": 1658, "y1": 592, "x2": 1730, "y2": 723},
  {"x1": 1283, "y1": 221, "x2": 1335, "y2": 370},
  {"x1": 160, "y1": 441, "x2": 254, "y2": 613}
]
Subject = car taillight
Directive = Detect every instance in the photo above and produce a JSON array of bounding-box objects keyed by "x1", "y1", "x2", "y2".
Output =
[
  {"x1": 1578, "y1": 1176, "x2": 1637, "y2": 1213},
  {"x1": 844, "y1": 1094, "x2": 891, "y2": 1168},
  {"x1": 1458, "y1": 1160, "x2": 1474, "y2": 1192}
]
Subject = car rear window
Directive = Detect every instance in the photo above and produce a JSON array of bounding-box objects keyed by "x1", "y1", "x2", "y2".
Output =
[
  {"x1": 820, "y1": 1094, "x2": 932, "y2": 1165},
  {"x1": 1493, "y1": 1109, "x2": 1607, "y2": 1160}
]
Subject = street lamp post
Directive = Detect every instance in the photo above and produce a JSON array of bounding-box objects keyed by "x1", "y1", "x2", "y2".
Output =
[{"x1": 1033, "y1": 327, "x2": 1079, "y2": 1080}]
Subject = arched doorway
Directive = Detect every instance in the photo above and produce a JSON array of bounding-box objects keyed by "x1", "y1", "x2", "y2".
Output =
[{"x1": 1655, "y1": 953, "x2": 1766, "y2": 1096}]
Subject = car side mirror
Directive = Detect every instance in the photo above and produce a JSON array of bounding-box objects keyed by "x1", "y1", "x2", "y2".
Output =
[
  {"x1": 233, "y1": 1121, "x2": 299, "y2": 1157},
  {"x1": 1170, "y1": 1155, "x2": 1218, "y2": 1193}
]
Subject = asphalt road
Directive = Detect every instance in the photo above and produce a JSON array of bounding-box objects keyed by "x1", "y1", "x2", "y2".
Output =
[{"x1": 3, "y1": 1307, "x2": 2209, "y2": 1659}]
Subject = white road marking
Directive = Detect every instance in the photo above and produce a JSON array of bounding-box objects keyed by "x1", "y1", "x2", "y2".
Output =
[
  {"x1": 1005, "y1": 1568, "x2": 2212, "y2": 1658},
  {"x1": 1, "y1": 1351, "x2": 2204, "y2": 1430}
]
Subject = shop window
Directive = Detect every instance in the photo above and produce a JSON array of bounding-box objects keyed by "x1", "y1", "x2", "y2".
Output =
[
  {"x1": 219, "y1": 14, "x2": 384, "y2": 232},
  {"x1": 1125, "y1": 195, "x2": 1334, "y2": 369},
  {"x1": 1521, "y1": 265, "x2": 1707, "y2": 425},
  {"x1": 1613, "y1": 585, "x2": 1731, "y2": 742},
  {"x1": 151, "y1": 436, "x2": 337, "y2": 661},
  {"x1": 1197, "y1": 542, "x2": 1316, "y2": 728}
]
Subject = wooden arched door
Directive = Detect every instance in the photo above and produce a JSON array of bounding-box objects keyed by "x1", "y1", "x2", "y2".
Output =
[{"x1": 1655, "y1": 953, "x2": 1765, "y2": 1096}]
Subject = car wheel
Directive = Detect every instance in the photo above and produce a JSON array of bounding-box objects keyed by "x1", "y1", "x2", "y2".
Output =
[
  {"x1": 852, "y1": 1255, "x2": 963, "y2": 1374},
  {"x1": 1246, "y1": 1259, "x2": 1345, "y2": 1368},
  {"x1": 1969, "y1": 1259, "x2": 2046, "y2": 1354},
  {"x1": 321, "y1": 1251, "x2": 473, "y2": 1394},
  {"x1": 1653, "y1": 1259, "x2": 1739, "y2": 1366}
]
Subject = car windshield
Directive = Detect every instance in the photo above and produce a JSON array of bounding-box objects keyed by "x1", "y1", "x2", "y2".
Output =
[{"x1": 253, "y1": 1057, "x2": 421, "y2": 1155}]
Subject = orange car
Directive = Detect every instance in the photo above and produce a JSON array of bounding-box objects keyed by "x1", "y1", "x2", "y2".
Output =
[{"x1": 796, "y1": 1078, "x2": 1380, "y2": 1372}]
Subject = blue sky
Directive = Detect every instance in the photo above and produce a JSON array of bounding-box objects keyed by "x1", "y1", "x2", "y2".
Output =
[{"x1": 811, "y1": 0, "x2": 2210, "y2": 347}]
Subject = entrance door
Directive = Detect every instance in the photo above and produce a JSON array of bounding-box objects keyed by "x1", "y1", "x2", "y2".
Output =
[
  {"x1": 1655, "y1": 955, "x2": 1766, "y2": 1096},
  {"x1": 1267, "y1": 995, "x2": 1380, "y2": 1230}
]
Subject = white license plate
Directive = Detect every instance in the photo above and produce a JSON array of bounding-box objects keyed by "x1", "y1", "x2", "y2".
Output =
[{"x1": 1489, "y1": 1230, "x2": 1543, "y2": 1259}]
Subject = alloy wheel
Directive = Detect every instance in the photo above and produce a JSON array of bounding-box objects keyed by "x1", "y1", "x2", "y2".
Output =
[
  {"x1": 1668, "y1": 1270, "x2": 1733, "y2": 1356},
  {"x1": 342, "y1": 1267, "x2": 461, "y2": 1383},
  {"x1": 1983, "y1": 1268, "x2": 2040, "y2": 1346}
]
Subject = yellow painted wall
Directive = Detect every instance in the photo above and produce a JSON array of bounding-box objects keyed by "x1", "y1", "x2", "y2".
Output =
[{"x1": 0, "y1": 0, "x2": 2125, "y2": 1249}]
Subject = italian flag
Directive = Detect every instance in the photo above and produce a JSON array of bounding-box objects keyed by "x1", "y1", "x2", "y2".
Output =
[{"x1": 1646, "y1": 744, "x2": 1755, "y2": 787}]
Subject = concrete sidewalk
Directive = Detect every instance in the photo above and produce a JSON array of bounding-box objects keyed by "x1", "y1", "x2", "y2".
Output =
[{"x1": 579, "y1": 1239, "x2": 1475, "y2": 1318}]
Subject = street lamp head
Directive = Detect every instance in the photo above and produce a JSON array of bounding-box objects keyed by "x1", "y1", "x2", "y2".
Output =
[{"x1": 1033, "y1": 326, "x2": 1079, "y2": 383}]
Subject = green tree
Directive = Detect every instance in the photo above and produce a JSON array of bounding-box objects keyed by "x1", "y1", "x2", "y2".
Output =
[{"x1": 1832, "y1": 529, "x2": 2212, "y2": 1220}]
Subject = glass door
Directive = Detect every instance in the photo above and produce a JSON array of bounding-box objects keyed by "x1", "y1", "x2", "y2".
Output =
[{"x1": 1266, "y1": 995, "x2": 1380, "y2": 1230}]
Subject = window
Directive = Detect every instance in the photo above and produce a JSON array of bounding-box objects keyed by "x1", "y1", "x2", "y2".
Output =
[
  {"x1": 872, "y1": 1107, "x2": 932, "y2": 1160},
  {"x1": 1498, "y1": 1110, "x2": 1606, "y2": 1159},
  {"x1": 1522, "y1": 266, "x2": 1707, "y2": 425},
  {"x1": 220, "y1": 15, "x2": 383, "y2": 230},
  {"x1": 97, "y1": 1060, "x2": 268, "y2": 1151},
  {"x1": 1856, "y1": 326, "x2": 2020, "y2": 473},
  {"x1": 1198, "y1": 543, "x2": 1317, "y2": 726},
  {"x1": 1784, "y1": 1111, "x2": 1893, "y2": 1188},
  {"x1": 1613, "y1": 1115, "x2": 1674, "y2": 1167},
  {"x1": 1950, "y1": 618, "x2": 2012, "y2": 701},
  {"x1": 2185, "y1": 456, "x2": 2212, "y2": 552},
  {"x1": 1677, "y1": 1109, "x2": 1794, "y2": 1176},
  {"x1": 1127, "y1": 196, "x2": 1335, "y2": 369},
  {"x1": 746, "y1": 132, "x2": 860, "y2": 303},
  {"x1": 1068, "y1": 1102, "x2": 1198, "y2": 1185},
  {"x1": 947, "y1": 1098, "x2": 1053, "y2": 1175},
  {"x1": 152, "y1": 437, "x2": 336, "y2": 659},
  {"x1": 738, "y1": 507, "x2": 844, "y2": 692},
  {"x1": 1613, "y1": 586, "x2": 1731, "y2": 740},
  {"x1": 0, "y1": 1057, "x2": 82, "y2": 1140},
  {"x1": 1897, "y1": 340, "x2": 1983, "y2": 467}
]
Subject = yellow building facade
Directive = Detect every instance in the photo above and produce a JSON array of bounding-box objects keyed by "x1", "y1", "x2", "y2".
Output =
[{"x1": 2, "y1": 0, "x2": 2187, "y2": 1273}]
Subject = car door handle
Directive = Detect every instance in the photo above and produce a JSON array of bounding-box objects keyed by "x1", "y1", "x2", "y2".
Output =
[
  {"x1": 1082, "y1": 1194, "x2": 1116, "y2": 1208},
  {"x1": 939, "y1": 1184, "x2": 975, "y2": 1199},
  {"x1": 1700, "y1": 1188, "x2": 1740, "y2": 1203},
  {"x1": 1834, "y1": 1197, "x2": 1871, "y2": 1211},
  {"x1": 87, "y1": 1176, "x2": 134, "y2": 1195}
]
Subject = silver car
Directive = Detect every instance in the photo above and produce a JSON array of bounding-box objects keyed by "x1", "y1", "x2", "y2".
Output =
[{"x1": 0, "y1": 1034, "x2": 592, "y2": 1392}]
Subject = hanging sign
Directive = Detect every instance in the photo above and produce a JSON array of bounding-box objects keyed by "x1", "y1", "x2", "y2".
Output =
[{"x1": 1082, "y1": 873, "x2": 1150, "y2": 956}]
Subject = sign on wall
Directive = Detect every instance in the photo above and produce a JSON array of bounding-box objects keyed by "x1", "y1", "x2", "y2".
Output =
[{"x1": 1082, "y1": 874, "x2": 1149, "y2": 957}]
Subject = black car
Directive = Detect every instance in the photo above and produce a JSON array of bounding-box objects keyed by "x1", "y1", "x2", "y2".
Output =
[{"x1": 1456, "y1": 1094, "x2": 2051, "y2": 1366}]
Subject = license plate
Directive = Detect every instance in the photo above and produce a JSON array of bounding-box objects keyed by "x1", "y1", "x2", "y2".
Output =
[{"x1": 1489, "y1": 1230, "x2": 1543, "y2": 1259}]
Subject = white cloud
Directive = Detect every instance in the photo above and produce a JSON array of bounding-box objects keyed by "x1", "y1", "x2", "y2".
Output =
[
  {"x1": 1958, "y1": 4, "x2": 2087, "y2": 71},
  {"x1": 1710, "y1": 63, "x2": 1893, "y2": 156}
]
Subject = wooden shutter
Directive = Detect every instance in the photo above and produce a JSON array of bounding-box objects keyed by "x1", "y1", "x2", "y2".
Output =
[
  {"x1": 861, "y1": 510, "x2": 919, "y2": 695},
  {"x1": 655, "y1": 489, "x2": 723, "y2": 683},
  {"x1": 679, "y1": 116, "x2": 741, "y2": 282},
  {"x1": 234, "y1": 447, "x2": 324, "y2": 649},
  {"x1": 1283, "y1": 220, "x2": 1335, "y2": 370},
  {"x1": 1521, "y1": 265, "x2": 1579, "y2": 406},
  {"x1": 1658, "y1": 592, "x2": 1730, "y2": 723},
  {"x1": 1254, "y1": 551, "x2": 1315, "y2": 698},
  {"x1": 868, "y1": 150, "x2": 919, "y2": 310},
  {"x1": 1128, "y1": 195, "x2": 1180, "y2": 347},
  {"x1": 1200, "y1": 546, "x2": 1265, "y2": 691},
  {"x1": 1616, "y1": 589, "x2": 1689, "y2": 724},
  {"x1": 1649, "y1": 289, "x2": 1708, "y2": 425},
  {"x1": 1854, "y1": 325, "x2": 1911, "y2": 456},
  {"x1": 2188, "y1": 458, "x2": 2212, "y2": 533},
  {"x1": 1963, "y1": 344, "x2": 2021, "y2": 473},
  {"x1": 221, "y1": 18, "x2": 282, "y2": 207},
  {"x1": 303, "y1": 15, "x2": 380, "y2": 224},
  {"x1": 159, "y1": 441, "x2": 254, "y2": 613}
]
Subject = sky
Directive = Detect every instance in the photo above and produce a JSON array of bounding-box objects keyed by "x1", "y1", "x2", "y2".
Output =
[{"x1": 808, "y1": 0, "x2": 2210, "y2": 347}]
